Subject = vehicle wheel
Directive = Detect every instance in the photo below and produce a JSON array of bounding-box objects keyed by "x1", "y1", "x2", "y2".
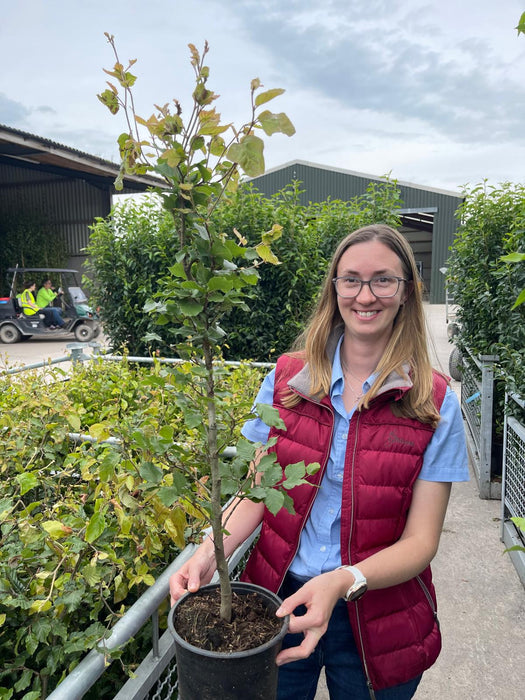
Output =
[
  {"x1": 74, "y1": 323, "x2": 95, "y2": 342},
  {"x1": 92, "y1": 324, "x2": 101, "y2": 339},
  {"x1": 447, "y1": 322, "x2": 460, "y2": 340},
  {"x1": 0, "y1": 323, "x2": 22, "y2": 344},
  {"x1": 448, "y1": 346, "x2": 462, "y2": 381}
]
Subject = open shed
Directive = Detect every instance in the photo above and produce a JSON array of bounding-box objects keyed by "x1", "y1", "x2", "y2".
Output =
[
  {"x1": 0, "y1": 124, "x2": 161, "y2": 270},
  {"x1": 249, "y1": 160, "x2": 464, "y2": 303}
]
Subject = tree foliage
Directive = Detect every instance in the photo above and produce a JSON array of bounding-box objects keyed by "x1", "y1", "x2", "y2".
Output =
[
  {"x1": 96, "y1": 35, "x2": 317, "y2": 625},
  {"x1": 0, "y1": 211, "x2": 68, "y2": 297}
]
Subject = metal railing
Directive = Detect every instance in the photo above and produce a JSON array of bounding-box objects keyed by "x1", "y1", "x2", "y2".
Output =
[
  {"x1": 501, "y1": 391, "x2": 525, "y2": 586},
  {"x1": 460, "y1": 349, "x2": 500, "y2": 499}
]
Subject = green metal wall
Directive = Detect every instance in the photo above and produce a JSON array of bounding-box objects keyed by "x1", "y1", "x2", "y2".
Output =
[{"x1": 249, "y1": 161, "x2": 464, "y2": 303}]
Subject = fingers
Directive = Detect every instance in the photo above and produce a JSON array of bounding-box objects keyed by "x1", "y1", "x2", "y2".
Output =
[
  {"x1": 169, "y1": 551, "x2": 215, "y2": 606},
  {"x1": 169, "y1": 570, "x2": 192, "y2": 606},
  {"x1": 276, "y1": 627, "x2": 323, "y2": 666}
]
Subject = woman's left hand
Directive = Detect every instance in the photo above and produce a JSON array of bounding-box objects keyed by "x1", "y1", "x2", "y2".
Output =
[{"x1": 274, "y1": 571, "x2": 348, "y2": 665}]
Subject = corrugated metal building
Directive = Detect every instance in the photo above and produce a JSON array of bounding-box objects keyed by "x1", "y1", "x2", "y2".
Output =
[
  {"x1": 248, "y1": 160, "x2": 464, "y2": 303},
  {"x1": 0, "y1": 124, "x2": 162, "y2": 269}
]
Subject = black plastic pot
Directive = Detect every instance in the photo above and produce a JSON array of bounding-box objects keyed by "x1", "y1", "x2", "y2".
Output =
[{"x1": 168, "y1": 582, "x2": 289, "y2": 700}]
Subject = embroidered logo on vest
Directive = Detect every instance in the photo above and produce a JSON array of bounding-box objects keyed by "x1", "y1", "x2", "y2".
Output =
[{"x1": 386, "y1": 430, "x2": 415, "y2": 447}]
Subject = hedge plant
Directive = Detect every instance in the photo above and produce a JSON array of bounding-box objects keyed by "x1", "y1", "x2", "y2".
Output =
[
  {"x1": 0, "y1": 358, "x2": 265, "y2": 698},
  {"x1": 86, "y1": 177, "x2": 403, "y2": 361},
  {"x1": 447, "y1": 181, "x2": 525, "y2": 451}
]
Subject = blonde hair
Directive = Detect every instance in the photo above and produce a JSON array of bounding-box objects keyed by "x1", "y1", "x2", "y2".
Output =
[{"x1": 287, "y1": 224, "x2": 441, "y2": 426}]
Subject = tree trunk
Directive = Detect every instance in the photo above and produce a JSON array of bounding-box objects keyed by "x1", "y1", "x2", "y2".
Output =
[{"x1": 204, "y1": 339, "x2": 232, "y2": 622}]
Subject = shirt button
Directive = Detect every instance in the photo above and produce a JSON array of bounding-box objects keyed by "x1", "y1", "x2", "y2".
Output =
[
  {"x1": 320, "y1": 546, "x2": 326, "y2": 552},
  {"x1": 340, "y1": 433, "x2": 347, "y2": 440},
  {"x1": 336, "y1": 473, "x2": 343, "y2": 480}
]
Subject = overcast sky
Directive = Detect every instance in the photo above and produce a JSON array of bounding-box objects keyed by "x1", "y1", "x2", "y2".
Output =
[{"x1": 1, "y1": 0, "x2": 524, "y2": 193}]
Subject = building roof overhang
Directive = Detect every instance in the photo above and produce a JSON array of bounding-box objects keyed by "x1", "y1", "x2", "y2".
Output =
[{"x1": 0, "y1": 124, "x2": 164, "y2": 194}]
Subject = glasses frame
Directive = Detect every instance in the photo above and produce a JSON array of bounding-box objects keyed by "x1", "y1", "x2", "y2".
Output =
[{"x1": 332, "y1": 275, "x2": 408, "y2": 299}]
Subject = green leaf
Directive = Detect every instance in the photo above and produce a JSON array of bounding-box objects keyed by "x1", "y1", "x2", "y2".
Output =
[
  {"x1": 182, "y1": 407, "x2": 203, "y2": 429},
  {"x1": 99, "y1": 450, "x2": 120, "y2": 482},
  {"x1": 227, "y1": 135, "x2": 265, "y2": 177},
  {"x1": 179, "y1": 299, "x2": 204, "y2": 316},
  {"x1": 283, "y1": 461, "x2": 315, "y2": 489},
  {"x1": 158, "y1": 487, "x2": 180, "y2": 507},
  {"x1": 256, "y1": 403, "x2": 286, "y2": 429},
  {"x1": 85, "y1": 513, "x2": 106, "y2": 543},
  {"x1": 254, "y1": 88, "x2": 285, "y2": 107},
  {"x1": 29, "y1": 599, "x2": 52, "y2": 614},
  {"x1": 89, "y1": 422, "x2": 112, "y2": 441},
  {"x1": 255, "y1": 243, "x2": 280, "y2": 265},
  {"x1": 67, "y1": 412, "x2": 82, "y2": 431},
  {"x1": 139, "y1": 461, "x2": 163, "y2": 484},
  {"x1": 208, "y1": 277, "x2": 233, "y2": 292},
  {"x1": 511, "y1": 516, "x2": 525, "y2": 533},
  {"x1": 512, "y1": 289, "x2": 525, "y2": 309},
  {"x1": 258, "y1": 110, "x2": 296, "y2": 137},
  {"x1": 263, "y1": 488, "x2": 285, "y2": 516},
  {"x1": 16, "y1": 472, "x2": 39, "y2": 496},
  {"x1": 517, "y1": 11, "x2": 525, "y2": 34},
  {"x1": 501, "y1": 252, "x2": 525, "y2": 263},
  {"x1": 42, "y1": 520, "x2": 73, "y2": 539},
  {"x1": 21, "y1": 692, "x2": 41, "y2": 700},
  {"x1": 97, "y1": 89, "x2": 119, "y2": 114},
  {"x1": 14, "y1": 669, "x2": 32, "y2": 693}
]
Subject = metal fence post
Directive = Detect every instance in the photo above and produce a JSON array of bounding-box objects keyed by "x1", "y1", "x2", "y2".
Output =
[{"x1": 478, "y1": 355, "x2": 496, "y2": 499}]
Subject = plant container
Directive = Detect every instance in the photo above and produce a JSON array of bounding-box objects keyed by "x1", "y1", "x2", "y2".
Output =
[{"x1": 168, "y1": 582, "x2": 288, "y2": 700}]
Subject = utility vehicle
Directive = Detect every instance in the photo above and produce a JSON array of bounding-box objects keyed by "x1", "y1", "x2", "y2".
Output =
[{"x1": 0, "y1": 267, "x2": 101, "y2": 344}]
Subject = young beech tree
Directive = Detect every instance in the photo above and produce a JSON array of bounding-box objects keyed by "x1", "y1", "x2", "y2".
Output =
[{"x1": 98, "y1": 35, "x2": 318, "y2": 622}]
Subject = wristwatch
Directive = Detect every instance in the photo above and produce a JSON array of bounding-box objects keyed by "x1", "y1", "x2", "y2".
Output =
[{"x1": 338, "y1": 565, "x2": 368, "y2": 601}]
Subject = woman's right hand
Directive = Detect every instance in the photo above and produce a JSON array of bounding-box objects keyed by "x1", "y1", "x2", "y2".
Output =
[{"x1": 169, "y1": 544, "x2": 216, "y2": 605}]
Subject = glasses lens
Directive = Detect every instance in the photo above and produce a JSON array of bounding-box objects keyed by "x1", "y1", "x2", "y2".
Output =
[
  {"x1": 370, "y1": 277, "x2": 399, "y2": 297},
  {"x1": 336, "y1": 277, "x2": 361, "y2": 296}
]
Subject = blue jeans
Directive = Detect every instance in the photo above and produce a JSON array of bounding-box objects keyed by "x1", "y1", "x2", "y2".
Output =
[
  {"x1": 41, "y1": 307, "x2": 65, "y2": 327},
  {"x1": 277, "y1": 573, "x2": 422, "y2": 700}
]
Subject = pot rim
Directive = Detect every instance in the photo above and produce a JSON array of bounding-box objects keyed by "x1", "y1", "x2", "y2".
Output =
[{"x1": 168, "y1": 581, "x2": 290, "y2": 658}]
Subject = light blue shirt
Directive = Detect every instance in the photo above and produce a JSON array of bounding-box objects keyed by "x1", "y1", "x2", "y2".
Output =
[{"x1": 241, "y1": 339, "x2": 469, "y2": 579}]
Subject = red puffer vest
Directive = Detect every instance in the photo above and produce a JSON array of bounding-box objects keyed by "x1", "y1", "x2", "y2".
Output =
[{"x1": 242, "y1": 353, "x2": 448, "y2": 692}]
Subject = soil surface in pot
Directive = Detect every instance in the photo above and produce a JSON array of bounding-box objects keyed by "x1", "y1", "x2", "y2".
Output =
[{"x1": 173, "y1": 587, "x2": 283, "y2": 653}]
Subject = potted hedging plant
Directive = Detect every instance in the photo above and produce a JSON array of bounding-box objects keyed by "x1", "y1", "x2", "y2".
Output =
[{"x1": 98, "y1": 35, "x2": 318, "y2": 698}]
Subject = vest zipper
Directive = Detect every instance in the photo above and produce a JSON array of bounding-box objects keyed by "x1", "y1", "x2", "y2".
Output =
[
  {"x1": 417, "y1": 574, "x2": 440, "y2": 630},
  {"x1": 348, "y1": 413, "x2": 376, "y2": 698}
]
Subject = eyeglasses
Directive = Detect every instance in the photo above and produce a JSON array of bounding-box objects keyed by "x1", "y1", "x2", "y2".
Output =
[{"x1": 332, "y1": 276, "x2": 408, "y2": 298}]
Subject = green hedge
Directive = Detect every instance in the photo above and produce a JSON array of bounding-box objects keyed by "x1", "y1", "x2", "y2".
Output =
[
  {"x1": 447, "y1": 182, "x2": 525, "y2": 439},
  {"x1": 0, "y1": 358, "x2": 264, "y2": 698},
  {"x1": 85, "y1": 179, "x2": 402, "y2": 360}
]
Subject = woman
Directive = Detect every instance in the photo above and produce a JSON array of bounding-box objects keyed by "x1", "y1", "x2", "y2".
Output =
[
  {"x1": 170, "y1": 225, "x2": 468, "y2": 699},
  {"x1": 18, "y1": 281, "x2": 65, "y2": 329}
]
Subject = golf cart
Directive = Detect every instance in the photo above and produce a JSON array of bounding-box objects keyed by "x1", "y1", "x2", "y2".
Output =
[{"x1": 0, "y1": 267, "x2": 101, "y2": 344}]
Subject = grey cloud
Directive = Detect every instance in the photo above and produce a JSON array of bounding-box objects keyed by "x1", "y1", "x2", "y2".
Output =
[
  {"x1": 0, "y1": 93, "x2": 31, "y2": 125},
  {"x1": 234, "y1": 1, "x2": 525, "y2": 144}
]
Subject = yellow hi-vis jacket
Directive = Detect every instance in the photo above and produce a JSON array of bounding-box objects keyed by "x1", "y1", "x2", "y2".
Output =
[{"x1": 18, "y1": 290, "x2": 40, "y2": 315}]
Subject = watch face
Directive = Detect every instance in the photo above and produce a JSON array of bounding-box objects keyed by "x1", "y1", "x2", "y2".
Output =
[{"x1": 348, "y1": 582, "x2": 368, "y2": 601}]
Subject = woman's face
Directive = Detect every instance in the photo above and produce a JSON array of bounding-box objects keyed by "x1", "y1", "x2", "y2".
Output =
[{"x1": 335, "y1": 239, "x2": 408, "y2": 347}]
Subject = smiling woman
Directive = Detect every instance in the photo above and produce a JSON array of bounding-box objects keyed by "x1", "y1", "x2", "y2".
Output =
[{"x1": 171, "y1": 224, "x2": 470, "y2": 699}]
